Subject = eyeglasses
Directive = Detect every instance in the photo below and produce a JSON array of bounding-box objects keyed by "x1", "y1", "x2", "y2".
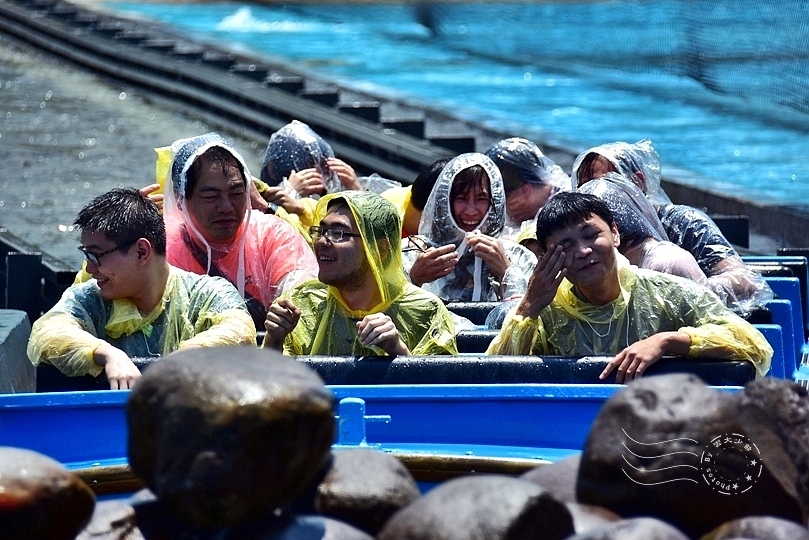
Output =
[
  {"x1": 78, "y1": 244, "x2": 126, "y2": 266},
  {"x1": 402, "y1": 236, "x2": 433, "y2": 253},
  {"x1": 309, "y1": 226, "x2": 361, "y2": 243}
]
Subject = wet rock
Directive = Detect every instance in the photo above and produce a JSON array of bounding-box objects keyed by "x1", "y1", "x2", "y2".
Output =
[
  {"x1": 576, "y1": 374, "x2": 809, "y2": 538},
  {"x1": 520, "y1": 455, "x2": 580, "y2": 503},
  {"x1": 313, "y1": 448, "x2": 420, "y2": 535},
  {"x1": 269, "y1": 515, "x2": 375, "y2": 540},
  {"x1": 127, "y1": 347, "x2": 335, "y2": 529},
  {"x1": 701, "y1": 513, "x2": 809, "y2": 539},
  {"x1": 566, "y1": 517, "x2": 688, "y2": 539},
  {"x1": 377, "y1": 474, "x2": 574, "y2": 540},
  {"x1": 76, "y1": 500, "x2": 143, "y2": 540},
  {"x1": 0, "y1": 446, "x2": 95, "y2": 540},
  {"x1": 565, "y1": 503, "x2": 620, "y2": 535}
]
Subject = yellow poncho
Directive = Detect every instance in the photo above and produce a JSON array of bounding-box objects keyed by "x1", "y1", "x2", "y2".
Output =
[{"x1": 487, "y1": 254, "x2": 772, "y2": 377}]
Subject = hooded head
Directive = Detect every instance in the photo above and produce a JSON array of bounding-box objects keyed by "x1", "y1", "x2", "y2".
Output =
[
  {"x1": 314, "y1": 191, "x2": 406, "y2": 316},
  {"x1": 577, "y1": 173, "x2": 668, "y2": 252},
  {"x1": 418, "y1": 153, "x2": 506, "y2": 245},
  {"x1": 571, "y1": 139, "x2": 670, "y2": 206},
  {"x1": 163, "y1": 133, "x2": 252, "y2": 293},
  {"x1": 260, "y1": 120, "x2": 340, "y2": 193}
]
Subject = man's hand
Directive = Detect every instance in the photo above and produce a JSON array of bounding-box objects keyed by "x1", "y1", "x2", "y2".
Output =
[
  {"x1": 287, "y1": 169, "x2": 325, "y2": 197},
  {"x1": 356, "y1": 313, "x2": 409, "y2": 356},
  {"x1": 327, "y1": 158, "x2": 362, "y2": 190},
  {"x1": 600, "y1": 331, "x2": 691, "y2": 383},
  {"x1": 516, "y1": 244, "x2": 567, "y2": 319},
  {"x1": 139, "y1": 183, "x2": 164, "y2": 211},
  {"x1": 409, "y1": 244, "x2": 458, "y2": 287},
  {"x1": 467, "y1": 235, "x2": 510, "y2": 282},
  {"x1": 93, "y1": 342, "x2": 141, "y2": 390},
  {"x1": 263, "y1": 299, "x2": 301, "y2": 349}
]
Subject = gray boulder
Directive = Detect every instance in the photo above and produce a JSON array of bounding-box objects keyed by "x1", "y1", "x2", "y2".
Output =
[
  {"x1": 127, "y1": 346, "x2": 335, "y2": 528},
  {"x1": 378, "y1": 474, "x2": 574, "y2": 540},
  {"x1": 0, "y1": 446, "x2": 95, "y2": 540}
]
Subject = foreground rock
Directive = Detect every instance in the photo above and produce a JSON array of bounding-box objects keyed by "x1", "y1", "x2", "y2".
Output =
[
  {"x1": 701, "y1": 515, "x2": 809, "y2": 540},
  {"x1": 313, "y1": 448, "x2": 420, "y2": 535},
  {"x1": 378, "y1": 475, "x2": 574, "y2": 540},
  {"x1": 127, "y1": 346, "x2": 335, "y2": 529},
  {"x1": 521, "y1": 455, "x2": 580, "y2": 503},
  {"x1": 0, "y1": 446, "x2": 95, "y2": 540},
  {"x1": 566, "y1": 517, "x2": 688, "y2": 539},
  {"x1": 577, "y1": 374, "x2": 809, "y2": 538}
]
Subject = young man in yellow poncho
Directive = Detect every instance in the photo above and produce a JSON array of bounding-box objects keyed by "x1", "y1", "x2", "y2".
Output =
[
  {"x1": 27, "y1": 188, "x2": 256, "y2": 389},
  {"x1": 262, "y1": 191, "x2": 457, "y2": 356},
  {"x1": 487, "y1": 192, "x2": 773, "y2": 383}
]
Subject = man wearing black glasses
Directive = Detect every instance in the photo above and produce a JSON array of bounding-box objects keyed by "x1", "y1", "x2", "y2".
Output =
[
  {"x1": 27, "y1": 188, "x2": 257, "y2": 389},
  {"x1": 262, "y1": 191, "x2": 457, "y2": 356}
]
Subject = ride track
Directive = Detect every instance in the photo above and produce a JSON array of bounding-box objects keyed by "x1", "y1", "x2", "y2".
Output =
[{"x1": 0, "y1": 0, "x2": 531, "y2": 184}]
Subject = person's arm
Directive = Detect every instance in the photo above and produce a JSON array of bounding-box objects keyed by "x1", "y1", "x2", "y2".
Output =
[
  {"x1": 600, "y1": 331, "x2": 691, "y2": 383},
  {"x1": 92, "y1": 341, "x2": 142, "y2": 390},
  {"x1": 27, "y1": 304, "x2": 107, "y2": 378},
  {"x1": 356, "y1": 313, "x2": 409, "y2": 356},
  {"x1": 263, "y1": 299, "x2": 301, "y2": 350}
]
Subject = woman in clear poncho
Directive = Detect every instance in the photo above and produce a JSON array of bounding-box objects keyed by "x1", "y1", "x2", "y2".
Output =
[
  {"x1": 572, "y1": 139, "x2": 772, "y2": 316},
  {"x1": 279, "y1": 191, "x2": 457, "y2": 356},
  {"x1": 164, "y1": 132, "x2": 318, "y2": 328},
  {"x1": 404, "y1": 153, "x2": 537, "y2": 302},
  {"x1": 578, "y1": 174, "x2": 707, "y2": 284}
]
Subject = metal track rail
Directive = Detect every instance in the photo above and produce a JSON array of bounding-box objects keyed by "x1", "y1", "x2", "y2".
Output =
[{"x1": 0, "y1": 0, "x2": 473, "y2": 183}]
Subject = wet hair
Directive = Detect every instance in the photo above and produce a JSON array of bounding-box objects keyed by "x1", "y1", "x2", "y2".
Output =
[
  {"x1": 449, "y1": 165, "x2": 490, "y2": 203},
  {"x1": 411, "y1": 157, "x2": 453, "y2": 212},
  {"x1": 535, "y1": 192, "x2": 614, "y2": 250},
  {"x1": 185, "y1": 146, "x2": 247, "y2": 200},
  {"x1": 575, "y1": 153, "x2": 618, "y2": 186},
  {"x1": 75, "y1": 187, "x2": 166, "y2": 255}
]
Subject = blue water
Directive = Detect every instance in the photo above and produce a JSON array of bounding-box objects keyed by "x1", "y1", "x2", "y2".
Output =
[{"x1": 107, "y1": 1, "x2": 809, "y2": 206}]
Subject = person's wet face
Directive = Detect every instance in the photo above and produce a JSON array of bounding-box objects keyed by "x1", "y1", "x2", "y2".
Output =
[
  {"x1": 186, "y1": 156, "x2": 248, "y2": 243},
  {"x1": 577, "y1": 154, "x2": 617, "y2": 187},
  {"x1": 80, "y1": 230, "x2": 139, "y2": 301},
  {"x1": 451, "y1": 171, "x2": 491, "y2": 232},
  {"x1": 314, "y1": 203, "x2": 369, "y2": 290},
  {"x1": 544, "y1": 213, "x2": 620, "y2": 291},
  {"x1": 506, "y1": 183, "x2": 554, "y2": 223}
]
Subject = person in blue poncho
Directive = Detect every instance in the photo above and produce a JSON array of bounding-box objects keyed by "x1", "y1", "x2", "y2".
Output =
[{"x1": 27, "y1": 188, "x2": 256, "y2": 389}]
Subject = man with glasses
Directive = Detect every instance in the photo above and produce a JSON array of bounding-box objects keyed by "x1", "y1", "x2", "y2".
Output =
[
  {"x1": 27, "y1": 188, "x2": 256, "y2": 389},
  {"x1": 262, "y1": 191, "x2": 457, "y2": 355}
]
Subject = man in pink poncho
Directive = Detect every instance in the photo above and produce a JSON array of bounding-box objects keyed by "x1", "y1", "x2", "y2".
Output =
[{"x1": 164, "y1": 133, "x2": 318, "y2": 328}]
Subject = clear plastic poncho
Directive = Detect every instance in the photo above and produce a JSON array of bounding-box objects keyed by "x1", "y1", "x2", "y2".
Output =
[
  {"x1": 259, "y1": 120, "x2": 341, "y2": 194},
  {"x1": 283, "y1": 191, "x2": 457, "y2": 356},
  {"x1": 164, "y1": 133, "x2": 318, "y2": 328},
  {"x1": 484, "y1": 137, "x2": 572, "y2": 239},
  {"x1": 578, "y1": 175, "x2": 707, "y2": 284},
  {"x1": 571, "y1": 139, "x2": 671, "y2": 206},
  {"x1": 573, "y1": 139, "x2": 772, "y2": 315},
  {"x1": 484, "y1": 137, "x2": 571, "y2": 194},
  {"x1": 487, "y1": 254, "x2": 772, "y2": 378},
  {"x1": 659, "y1": 203, "x2": 773, "y2": 315},
  {"x1": 408, "y1": 153, "x2": 537, "y2": 302},
  {"x1": 27, "y1": 267, "x2": 256, "y2": 377}
]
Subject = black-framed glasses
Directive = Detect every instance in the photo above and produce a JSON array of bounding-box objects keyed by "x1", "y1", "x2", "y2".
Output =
[
  {"x1": 402, "y1": 236, "x2": 434, "y2": 253},
  {"x1": 309, "y1": 226, "x2": 361, "y2": 243},
  {"x1": 78, "y1": 244, "x2": 125, "y2": 266}
]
